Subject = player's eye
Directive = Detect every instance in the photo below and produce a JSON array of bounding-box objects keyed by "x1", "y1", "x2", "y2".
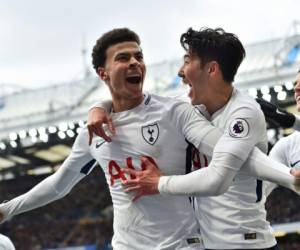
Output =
[
  {"x1": 135, "y1": 53, "x2": 144, "y2": 62},
  {"x1": 116, "y1": 54, "x2": 130, "y2": 62}
]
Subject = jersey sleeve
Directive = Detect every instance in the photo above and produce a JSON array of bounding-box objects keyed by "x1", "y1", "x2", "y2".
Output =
[
  {"x1": 90, "y1": 100, "x2": 112, "y2": 112},
  {"x1": 159, "y1": 101, "x2": 300, "y2": 196},
  {"x1": 0, "y1": 127, "x2": 97, "y2": 223},
  {"x1": 269, "y1": 137, "x2": 289, "y2": 166},
  {"x1": 213, "y1": 105, "x2": 266, "y2": 162},
  {"x1": 169, "y1": 101, "x2": 222, "y2": 157},
  {"x1": 159, "y1": 101, "x2": 252, "y2": 196}
]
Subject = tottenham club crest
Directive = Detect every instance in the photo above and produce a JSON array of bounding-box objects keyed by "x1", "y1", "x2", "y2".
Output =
[
  {"x1": 229, "y1": 118, "x2": 249, "y2": 138},
  {"x1": 141, "y1": 123, "x2": 159, "y2": 145}
]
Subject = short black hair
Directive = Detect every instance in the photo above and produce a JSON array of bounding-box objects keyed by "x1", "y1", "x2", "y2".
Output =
[
  {"x1": 92, "y1": 28, "x2": 141, "y2": 72},
  {"x1": 180, "y1": 27, "x2": 246, "y2": 83}
]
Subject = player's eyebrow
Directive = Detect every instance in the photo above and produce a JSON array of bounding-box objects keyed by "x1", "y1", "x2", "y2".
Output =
[{"x1": 115, "y1": 52, "x2": 130, "y2": 57}]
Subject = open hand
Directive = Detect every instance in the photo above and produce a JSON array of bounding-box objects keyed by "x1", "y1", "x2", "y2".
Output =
[{"x1": 122, "y1": 157, "x2": 163, "y2": 201}]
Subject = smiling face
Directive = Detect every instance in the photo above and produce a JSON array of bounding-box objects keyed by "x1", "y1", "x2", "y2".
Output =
[
  {"x1": 98, "y1": 41, "x2": 146, "y2": 105},
  {"x1": 294, "y1": 72, "x2": 300, "y2": 111},
  {"x1": 178, "y1": 53, "x2": 210, "y2": 105}
]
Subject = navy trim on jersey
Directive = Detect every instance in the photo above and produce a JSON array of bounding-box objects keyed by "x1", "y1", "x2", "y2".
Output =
[
  {"x1": 256, "y1": 179, "x2": 263, "y2": 202},
  {"x1": 185, "y1": 140, "x2": 194, "y2": 204},
  {"x1": 185, "y1": 140, "x2": 194, "y2": 174},
  {"x1": 80, "y1": 159, "x2": 96, "y2": 175},
  {"x1": 144, "y1": 94, "x2": 151, "y2": 105}
]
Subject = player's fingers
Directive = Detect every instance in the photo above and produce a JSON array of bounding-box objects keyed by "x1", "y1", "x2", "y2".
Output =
[
  {"x1": 141, "y1": 157, "x2": 154, "y2": 169},
  {"x1": 124, "y1": 185, "x2": 141, "y2": 193},
  {"x1": 290, "y1": 168, "x2": 300, "y2": 178},
  {"x1": 107, "y1": 117, "x2": 116, "y2": 135},
  {"x1": 87, "y1": 125, "x2": 94, "y2": 145},
  {"x1": 97, "y1": 126, "x2": 112, "y2": 142},
  {"x1": 123, "y1": 168, "x2": 141, "y2": 176},
  {"x1": 121, "y1": 178, "x2": 138, "y2": 186},
  {"x1": 132, "y1": 193, "x2": 142, "y2": 202}
]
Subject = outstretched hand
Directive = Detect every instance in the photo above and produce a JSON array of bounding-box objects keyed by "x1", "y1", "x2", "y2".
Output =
[
  {"x1": 87, "y1": 107, "x2": 115, "y2": 145},
  {"x1": 122, "y1": 157, "x2": 163, "y2": 201},
  {"x1": 290, "y1": 168, "x2": 300, "y2": 191}
]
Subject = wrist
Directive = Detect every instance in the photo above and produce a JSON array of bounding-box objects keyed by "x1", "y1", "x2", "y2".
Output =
[{"x1": 157, "y1": 176, "x2": 170, "y2": 194}]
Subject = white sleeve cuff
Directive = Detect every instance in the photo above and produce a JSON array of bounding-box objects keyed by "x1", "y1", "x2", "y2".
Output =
[{"x1": 158, "y1": 176, "x2": 171, "y2": 194}]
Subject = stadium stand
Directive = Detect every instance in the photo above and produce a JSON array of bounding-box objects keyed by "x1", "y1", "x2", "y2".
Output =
[{"x1": 0, "y1": 167, "x2": 113, "y2": 250}]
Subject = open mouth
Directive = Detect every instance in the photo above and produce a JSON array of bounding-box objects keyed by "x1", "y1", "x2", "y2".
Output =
[{"x1": 126, "y1": 76, "x2": 142, "y2": 84}]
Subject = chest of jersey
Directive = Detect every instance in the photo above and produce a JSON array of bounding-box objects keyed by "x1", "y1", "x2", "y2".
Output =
[{"x1": 90, "y1": 112, "x2": 190, "y2": 190}]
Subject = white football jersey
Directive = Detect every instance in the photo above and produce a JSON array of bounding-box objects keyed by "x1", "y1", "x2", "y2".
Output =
[
  {"x1": 0, "y1": 234, "x2": 15, "y2": 250},
  {"x1": 193, "y1": 89, "x2": 277, "y2": 249},
  {"x1": 71, "y1": 94, "x2": 220, "y2": 250},
  {"x1": 268, "y1": 132, "x2": 300, "y2": 195},
  {"x1": 269, "y1": 131, "x2": 300, "y2": 168}
]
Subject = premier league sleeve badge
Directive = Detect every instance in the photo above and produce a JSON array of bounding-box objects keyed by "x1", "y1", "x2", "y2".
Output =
[{"x1": 229, "y1": 118, "x2": 249, "y2": 138}]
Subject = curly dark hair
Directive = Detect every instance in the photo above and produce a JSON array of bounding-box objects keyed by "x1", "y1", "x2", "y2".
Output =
[
  {"x1": 92, "y1": 28, "x2": 141, "y2": 72},
  {"x1": 180, "y1": 27, "x2": 246, "y2": 83}
]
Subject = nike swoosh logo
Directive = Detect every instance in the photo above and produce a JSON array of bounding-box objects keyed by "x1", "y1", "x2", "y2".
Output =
[
  {"x1": 95, "y1": 140, "x2": 106, "y2": 149},
  {"x1": 291, "y1": 160, "x2": 300, "y2": 167}
]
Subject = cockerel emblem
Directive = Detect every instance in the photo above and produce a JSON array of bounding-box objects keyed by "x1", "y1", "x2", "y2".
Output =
[{"x1": 141, "y1": 123, "x2": 159, "y2": 145}]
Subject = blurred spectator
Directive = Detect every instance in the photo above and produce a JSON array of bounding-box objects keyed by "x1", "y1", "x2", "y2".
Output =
[{"x1": 0, "y1": 168, "x2": 113, "y2": 250}]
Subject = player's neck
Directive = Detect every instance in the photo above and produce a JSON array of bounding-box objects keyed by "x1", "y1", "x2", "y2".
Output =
[
  {"x1": 205, "y1": 82, "x2": 233, "y2": 115},
  {"x1": 111, "y1": 95, "x2": 144, "y2": 112}
]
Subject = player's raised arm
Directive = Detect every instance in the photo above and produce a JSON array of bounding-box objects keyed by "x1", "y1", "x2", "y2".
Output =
[{"x1": 0, "y1": 128, "x2": 97, "y2": 223}]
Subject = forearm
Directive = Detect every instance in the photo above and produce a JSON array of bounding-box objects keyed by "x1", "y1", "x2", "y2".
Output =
[
  {"x1": 0, "y1": 167, "x2": 84, "y2": 222},
  {"x1": 158, "y1": 152, "x2": 242, "y2": 196},
  {"x1": 240, "y1": 147, "x2": 299, "y2": 192}
]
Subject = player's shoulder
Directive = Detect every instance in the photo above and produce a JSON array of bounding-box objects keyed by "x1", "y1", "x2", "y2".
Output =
[
  {"x1": 148, "y1": 93, "x2": 191, "y2": 110},
  {"x1": 282, "y1": 131, "x2": 300, "y2": 146},
  {"x1": 232, "y1": 89, "x2": 260, "y2": 110},
  {"x1": 271, "y1": 132, "x2": 300, "y2": 153},
  {"x1": 0, "y1": 234, "x2": 15, "y2": 250},
  {"x1": 228, "y1": 89, "x2": 263, "y2": 116},
  {"x1": 149, "y1": 93, "x2": 186, "y2": 104}
]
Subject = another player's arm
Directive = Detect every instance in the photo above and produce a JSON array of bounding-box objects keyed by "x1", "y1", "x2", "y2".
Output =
[
  {"x1": 0, "y1": 128, "x2": 97, "y2": 223},
  {"x1": 88, "y1": 100, "x2": 300, "y2": 197},
  {"x1": 152, "y1": 102, "x2": 300, "y2": 196}
]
